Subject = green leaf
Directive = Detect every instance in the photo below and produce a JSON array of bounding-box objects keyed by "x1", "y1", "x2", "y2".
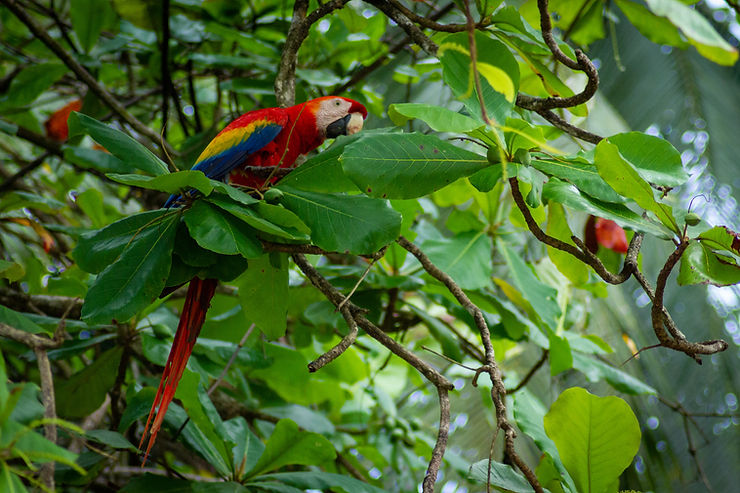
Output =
[
  {"x1": 68, "y1": 112, "x2": 169, "y2": 176},
  {"x1": 341, "y1": 133, "x2": 488, "y2": 199},
  {"x1": 209, "y1": 181, "x2": 259, "y2": 205},
  {"x1": 615, "y1": 0, "x2": 686, "y2": 47},
  {"x1": 678, "y1": 242, "x2": 740, "y2": 287},
  {"x1": 184, "y1": 201, "x2": 263, "y2": 258},
  {"x1": 571, "y1": 352, "x2": 656, "y2": 395},
  {"x1": 63, "y1": 145, "x2": 129, "y2": 174},
  {"x1": 73, "y1": 209, "x2": 172, "y2": 273},
  {"x1": 512, "y1": 389, "x2": 577, "y2": 492},
  {"x1": 279, "y1": 131, "x2": 386, "y2": 193},
  {"x1": 468, "y1": 459, "x2": 533, "y2": 492},
  {"x1": 0, "y1": 259, "x2": 24, "y2": 282},
  {"x1": 70, "y1": 0, "x2": 116, "y2": 52},
  {"x1": 0, "y1": 420, "x2": 83, "y2": 473},
  {"x1": 254, "y1": 472, "x2": 389, "y2": 493},
  {"x1": 542, "y1": 178, "x2": 668, "y2": 237},
  {"x1": 276, "y1": 186, "x2": 401, "y2": 254},
  {"x1": 0, "y1": 191, "x2": 66, "y2": 213},
  {"x1": 645, "y1": 0, "x2": 739, "y2": 66},
  {"x1": 697, "y1": 226, "x2": 740, "y2": 255},
  {"x1": 236, "y1": 254, "x2": 289, "y2": 339},
  {"x1": 245, "y1": 419, "x2": 336, "y2": 478},
  {"x1": 531, "y1": 156, "x2": 624, "y2": 204},
  {"x1": 544, "y1": 387, "x2": 641, "y2": 493},
  {"x1": 498, "y1": 240, "x2": 561, "y2": 331},
  {"x1": 0, "y1": 306, "x2": 47, "y2": 335},
  {"x1": 419, "y1": 232, "x2": 493, "y2": 290},
  {"x1": 388, "y1": 103, "x2": 484, "y2": 133},
  {"x1": 0, "y1": 462, "x2": 28, "y2": 493},
  {"x1": 119, "y1": 387, "x2": 156, "y2": 432},
  {"x1": 175, "y1": 370, "x2": 232, "y2": 476},
  {"x1": 595, "y1": 140, "x2": 678, "y2": 232},
  {"x1": 81, "y1": 213, "x2": 178, "y2": 324},
  {"x1": 607, "y1": 132, "x2": 688, "y2": 188},
  {"x1": 0, "y1": 63, "x2": 68, "y2": 111},
  {"x1": 549, "y1": 332, "x2": 572, "y2": 376},
  {"x1": 76, "y1": 188, "x2": 107, "y2": 228},
  {"x1": 120, "y1": 473, "x2": 248, "y2": 492},
  {"x1": 438, "y1": 32, "x2": 519, "y2": 123},
  {"x1": 546, "y1": 203, "x2": 590, "y2": 285},
  {"x1": 206, "y1": 195, "x2": 309, "y2": 241},
  {"x1": 107, "y1": 170, "x2": 213, "y2": 195},
  {"x1": 55, "y1": 347, "x2": 123, "y2": 418},
  {"x1": 85, "y1": 429, "x2": 137, "y2": 451}
]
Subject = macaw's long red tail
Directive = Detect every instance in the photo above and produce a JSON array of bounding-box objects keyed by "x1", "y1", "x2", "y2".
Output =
[{"x1": 139, "y1": 277, "x2": 218, "y2": 464}]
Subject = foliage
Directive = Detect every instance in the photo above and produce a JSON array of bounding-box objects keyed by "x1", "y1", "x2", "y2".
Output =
[{"x1": 0, "y1": 1, "x2": 738, "y2": 492}]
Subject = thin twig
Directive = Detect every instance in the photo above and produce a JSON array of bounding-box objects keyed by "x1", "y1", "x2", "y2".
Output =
[
  {"x1": 308, "y1": 305, "x2": 358, "y2": 372},
  {"x1": 208, "y1": 324, "x2": 255, "y2": 395},
  {"x1": 506, "y1": 349, "x2": 548, "y2": 394}
]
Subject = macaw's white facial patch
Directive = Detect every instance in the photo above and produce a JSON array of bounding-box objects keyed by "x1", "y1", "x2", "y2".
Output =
[
  {"x1": 316, "y1": 98, "x2": 354, "y2": 135},
  {"x1": 346, "y1": 112, "x2": 364, "y2": 135}
]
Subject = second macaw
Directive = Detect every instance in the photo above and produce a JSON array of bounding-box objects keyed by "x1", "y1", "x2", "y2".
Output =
[{"x1": 139, "y1": 96, "x2": 367, "y2": 461}]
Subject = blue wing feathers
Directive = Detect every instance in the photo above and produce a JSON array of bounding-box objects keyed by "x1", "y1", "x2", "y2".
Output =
[{"x1": 164, "y1": 120, "x2": 284, "y2": 208}]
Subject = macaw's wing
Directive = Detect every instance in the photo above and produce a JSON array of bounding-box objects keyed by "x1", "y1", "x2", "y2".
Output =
[{"x1": 164, "y1": 111, "x2": 287, "y2": 208}]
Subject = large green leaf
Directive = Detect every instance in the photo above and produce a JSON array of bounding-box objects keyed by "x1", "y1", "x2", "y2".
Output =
[
  {"x1": 70, "y1": 0, "x2": 116, "y2": 52},
  {"x1": 678, "y1": 241, "x2": 740, "y2": 287},
  {"x1": 697, "y1": 226, "x2": 740, "y2": 255},
  {"x1": 236, "y1": 254, "x2": 289, "y2": 339},
  {"x1": 546, "y1": 203, "x2": 590, "y2": 285},
  {"x1": 183, "y1": 201, "x2": 263, "y2": 258},
  {"x1": 72, "y1": 209, "x2": 175, "y2": 274},
  {"x1": 0, "y1": 63, "x2": 68, "y2": 111},
  {"x1": 276, "y1": 186, "x2": 401, "y2": 254},
  {"x1": 0, "y1": 306, "x2": 46, "y2": 335},
  {"x1": 544, "y1": 387, "x2": 641, "y2": 493},
  {"x1": 571, "y1": 352, "x2": 657, "y2": 395},
  {"x1": 175, "y1": 370, "x2": 232, "y2": 476},
  {"x1": 0, "y1": 420, "x2": 84, "y2": 473},
  {"x1": 498, "y1": 240, "x2": 561, "y2": 331},
  {"x1": 254, "y1": 472, "x2": 389, "y2": 493},
  {"x1": 594, "y1": 140, "x2": 678, "y2": 232},
  {"x1": 63, "y1": 145, "x2": 128, "y2": 174},
  {"x1": 418, "y1": 232, "x2": 493, "y2": 290},
  {"x1": 0, "y1": 462, "x2": 28, "y2": 493},
  {"x1": 542, "y1": 178, "x2": 668, "y2": 237},
  {"x1": 438, "y1": 32, "x2": 519, "y2": 124},
  {"x1": 68, "y1": 112, "x2": 169, "y2": 176},
  {"x1": 55, "y1": 347, "x2": 123, "y2": 418},
  {"x1": 615, "y1": 0, "x2": 686, "y2": 47},
  {"x1": 607, "y1": 132, "x2": 688, "y2": 188},
  {"x1": 245, "y1": 419, "x2": 336, "y2": 478},
  {"x1": 107, "y1": 170, "x2": 213, "y2": 195},
  {"x1": 512, "y1": 389, "x2": 576, "y2": 492},
  {"x1": 645, "y1": 0, "x2": 738, "y2": 66},
  {"x1": 468, "y1": 459, "x2": 533, "y2": 492},
  {"x1": 278, "y1": 131, "x2": 380, "y2": 193},
  {"x1": 81, "y1": 213, "x2": 178, "y2": 324},
  {"x1": 388, "y1": 103, "x2": 484, "y2": 133},
  {"x1": 207, "y1": 195, "x2": 309, "y2": 241},
  {"x1": 530, "y1": 156, "x2": 623, "y2": 204},
  {"x1": 341, "y1": 133, "x2": 488, "y2": 199}
]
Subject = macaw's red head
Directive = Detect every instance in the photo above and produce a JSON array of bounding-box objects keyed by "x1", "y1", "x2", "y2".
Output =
[{"x1": 301, "y1": 96, "x2": 367, "y2": 140}]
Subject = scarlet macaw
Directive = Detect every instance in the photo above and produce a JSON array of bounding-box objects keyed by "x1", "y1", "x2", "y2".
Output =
[{"x1": 139, "y1": 96, "x2": 367, "y2": 461}]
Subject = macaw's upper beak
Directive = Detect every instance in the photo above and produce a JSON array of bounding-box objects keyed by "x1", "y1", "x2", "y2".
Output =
[{"x1": 326, "y1": 112, "x2": 365, "y2": 139}]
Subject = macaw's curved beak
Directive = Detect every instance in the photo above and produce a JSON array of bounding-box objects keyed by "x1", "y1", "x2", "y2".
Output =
[{"x1": 326, "y1": 112, "x2": 365, "y2": 138}]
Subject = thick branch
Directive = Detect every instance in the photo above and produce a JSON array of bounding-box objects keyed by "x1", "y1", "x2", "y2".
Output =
[
  {"x1": 275, "y1": 0, "x2": 351, "y2": 106},
  {"x1": 34, "y1": 347, "x2": 56, "y2": 491},
  {"x1": 0, "y1": 286, "x2": 82, "y2": 319}
]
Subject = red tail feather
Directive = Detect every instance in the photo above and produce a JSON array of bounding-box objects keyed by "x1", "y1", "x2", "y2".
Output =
[{"x1": 139, "y1": 277, "x2": 218, "y2": 463}]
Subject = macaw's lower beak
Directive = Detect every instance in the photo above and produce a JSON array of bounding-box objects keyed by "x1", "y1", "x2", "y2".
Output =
[{"x1": 326, "y1": 112, "x2": 365, "y2": 138}]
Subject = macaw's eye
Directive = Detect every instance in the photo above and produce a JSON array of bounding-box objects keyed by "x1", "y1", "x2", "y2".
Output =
[{"x1": 335, "y1": 100, "x2": 341, "y2": 106}]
